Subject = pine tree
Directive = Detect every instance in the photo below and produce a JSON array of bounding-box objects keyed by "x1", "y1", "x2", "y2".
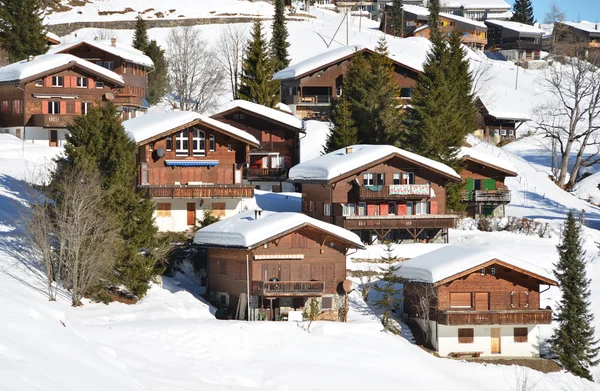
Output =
[
  {"x1": 145, "y1": 40, "x2": 169, "y2": 105},
  {"x1": 132, "y1": 16, "x2": 150, "y2": 52},
  {"x1": 342, "y1": 51, "x2": 372, "y2": 142},
  {"x1": 550, "y1": 211, "x2": 599, "y2": 381},
  {"x1": 239, "y1": 19, "x2": 280, "y2": 107},
  {"x1": 324, "y1": 97, "x2": 358, "y2": 153},
  {"x1": 270, "y1": 0, "x2": 291, "y2": 72},
  {"x1": 0, "y1": 0, "x2": 47, "y2": 63},
  {"x1": 371, "y1": 243, "x2": 403, "y2": 331},
  {"x1": 511, "y1": 0, "x2": 535, "y2": 25},
  {"x1": 389, "y1": 0, "x2": 405, "y2": 37}
]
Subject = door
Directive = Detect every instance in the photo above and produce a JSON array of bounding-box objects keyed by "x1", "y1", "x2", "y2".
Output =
[
  {"x1": 474, "y1": 292, "x2": 489, "y2": 311},
  {"x1": 280, "y1": 263, "x2": 290, "y2": 281},
  {"x1": 474, "y1": 179, "x2": 482, "y2": 191},
  {"x1": 491, "y1": 328, "x2": 501, "y2": 354},
  {"x1": 186, "y1": 203, "x2": 196, "y2": 226},
  {"x1": 49, "y1": 129, "x2": 58, "y2": 147}
]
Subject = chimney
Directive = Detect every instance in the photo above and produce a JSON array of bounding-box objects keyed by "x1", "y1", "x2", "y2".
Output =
[
  {"x1": 28, "y1": 55, "x2": 34, "y2": 62},
  {"x1": 596, "y1": 24, "x2": 598, "y2": 31},
  {"x1": 345, "y1": 146, "x2": 353, "y2": 154},
  {"x1": 111, "y1": 38, "x2": 117, "y2": 47},
  {"x1": 254, "y1": 209, "x2": 262, "y2": 220}
]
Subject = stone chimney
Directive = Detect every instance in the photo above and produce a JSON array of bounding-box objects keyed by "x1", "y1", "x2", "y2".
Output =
[
  {"x1": 111, "y1": 38, "x2": 117, "y2": 47},
  {"x1": 345, "y1": 146, "x2": 353, "y2": 154}
]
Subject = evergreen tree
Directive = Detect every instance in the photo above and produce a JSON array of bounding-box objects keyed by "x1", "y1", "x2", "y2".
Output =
[
  {"x1": 389, "y1": 0, "x2": 405, "y2": 37},
  {"x1": 324, "y1": 97, "x2": 358, "y2": 153},
  {"x1": 145, "y1": 40, "x2": 169, "y2": 105},
  {"x1": 270, "y1": 0, "x2": 291, "y2": 72},
  {"x1": 0, "y1": 0, "x2": 47, "y2": 63},
  {"x1": 59, "y1": 102, "x2": 165, "y2": 298},
  {"x1": 511, "y1": 0, "x2": 535, "y2": 25},
  {"x1": 371, "y1": 243, "x2": 403, "y2": 331},
  {"x1": 132, "y1": 16, "x2": 150, "y2": 52},
  {"x1": 239, "y1": 19, "x2": 280, "y2": 107},
  {"x1": 342, "y1": 51, "x2": 372, "y2": 142},
  {"x1": 550, "y1": 211, "x2": 599, "y2": 381}
]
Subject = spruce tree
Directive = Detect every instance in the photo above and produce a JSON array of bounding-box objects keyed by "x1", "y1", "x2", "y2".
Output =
[
  {"x1": 239, "y1": 19, "x2": 280, "y2": 107},
  {"x1": 511, "y1": 0, "x2": 535, "y2": 25},
  {"x1": 0, "y1": 0, "x2": 48, "y2": 63},
  {"x1": 270, "y1": 0, "x2": 291, "y2": 72},
  {"x1": 550, "y1": 211, "x2": 599, "y2": 381},
  {"x1": 342, "y1": 51, "x2": 372, "y2": 142},
  {"x1": 371, "y1": 243, "x2": 403, "y2": 331},
  {"x1": 324, "y1": 97, "x2": 358, "y2": 153},
  {"x1": 389, "y1": 0, "x2": 405, "y2": 37},
  {"x1": 132, "y1": 16, "x2": 150, "y2": 52},
  {"x1": 145, "y1": 40, "x2": 169, "y2": 105}
]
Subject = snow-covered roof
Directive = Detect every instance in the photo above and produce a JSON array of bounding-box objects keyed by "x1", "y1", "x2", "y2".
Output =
[
  {"x1": 276, "y1": 102, "x2": 293, "y2": 114},
  {"x1": 458, "y1": 147, "x2": 517, "y2": 175},
  {"x1": 216, "y1": 100, "x2": 305, "y2": 131},
  {"x1": 397, "y1": 245, "x2": 556, "y2": 285},
  {"x1": 485, "y1": 20, "x2": 544, "y2": 35},
  {"x1": 45, "y1": 32, "x2": 60, "y2": 44},
  {"x1": 0, "y1": 53, "x2": 124, "y2": 85},
  {"x1": 441, "y1": 0, "x2": 511, "y2": 10},
  {"x1": 47, "y1": 39, "x2": 154, "y2": 68},
  {"x1": 289, "y1": 144, "x2": 461, "y2": 182},
  {"x1": 123, "y1": 110, "x2": 260, "y2": 146},
  {"x1": 274, "y1": 45, "x2": 360, "y2": 80},
  {"x1": 193, "y1": 210, "x2": 364, "y2": 249},
  {"x1": 403, "y1": 5, "x2": 487, "y2": 29},
  {"x1": 559, "y1": 21, "x2": 600, "y2": 34}
]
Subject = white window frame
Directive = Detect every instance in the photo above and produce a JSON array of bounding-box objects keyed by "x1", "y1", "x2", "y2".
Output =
[
  {"x1": 76, "y1": 77, "x2": 88, "y2": 88},
  {"x1": 342, "y1": 203, "x2": 356, "y2": 216},
  {"x1": 48, "y1": 101, "x2": 60, "y2": 114},
  {"x1": 176, "y1": 131, "x2": 188, "y2": 155},
  {"x1": 227, "y1": 144, "x2": 232, "y2": 152},
  {"x1": 51, "y1": 76, "x2": 63, "y2": 87},
  {"x1": 358, "y1": 202, "x2": 366, "y2": 216},
  {"x1": 209, "y1": 135, "x2": 216, "y2": 151},
  {"x1": 96, "y1": 81, "x2": 104, "y2": 89},
  {"x1": 501, "y1": 129, "x2": 507, "y2": 136},
  {"x1": 393, "y1": 173, "x2": 401, "y2": 185},
  {"x1": 192, "y1": 128, "x2": 205, "y2": 156},
  {"x1": 34, "y1": 79, "x2": 43, "y2": 87},
  {"x1": 415, "y1": 201, "x2": 430, "y2": 215},
  {"x1": 403, "y1": 172, "x2": 415, "y2": 185},
  {"x1": 363, "y1": 173, "x2": 374, "y2": 186},
  {"x1": 324, "y1": 203, "x2": 331, "y2": 216}
]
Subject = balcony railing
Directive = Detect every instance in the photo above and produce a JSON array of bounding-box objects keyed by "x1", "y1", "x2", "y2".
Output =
[
  {"x1": 462, "y1": 190, "x2": 511, "y2": 203},
  {"x1": 138, "y1": 184, "x2": 254, "y2": 198},
  {"x1": 438, "y1": 309, "x2": 552, "y2": 326},
  {"x1": 257, "y1": 281, "x2": 326, "y2": 296},
  {"x1": 114, "y1": 94, "x2": 143, "y2": 106},
  {"x1": 342, "y1": 214, "x2": 457, "y2": 230},
  {"x1": 244, "y1": 167, "x2": 289, "y2": 181},
  {"x1": 360, "y1": 184, "x2": 431, "y2": 200},
  {"x1": 29, "y1": 114, "x2": 78, "y2": 128}
]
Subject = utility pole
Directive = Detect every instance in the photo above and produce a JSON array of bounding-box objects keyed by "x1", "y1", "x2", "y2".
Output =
[
  {"x1": 359, "y1": 1, "x2": 363, "y2": 32},
  {"x1": 514, "y1": 51, "x2": 520, "y2": 90},
  {"x1": 346, "y1": 8, "x2": 349, "y2": 46}
]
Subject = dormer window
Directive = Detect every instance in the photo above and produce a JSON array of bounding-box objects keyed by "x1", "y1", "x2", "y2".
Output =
[
  {"x1": 192, "y1": 128, "x2": 205, "y2": 156},
  {"x1": 51, "y1": 76, "x2": 63, "y2": 87},
  {"x1": 176, "y1": 131, "x2": 188, "y2": 156}
]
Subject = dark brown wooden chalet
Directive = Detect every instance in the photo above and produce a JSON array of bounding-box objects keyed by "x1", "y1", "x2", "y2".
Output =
[
  {"x1": 401, "y1": 246, "x2": 557, "y2": 356},
  {"x1": 123, "y1": 111, "x2": 260, "y2": 232},
  {"x1": 0, "y1": 54, "x2": 124, "y2": 147},
  {"x1": 273, "y1": 46, "x2": 419, "y2": 119},
  {"x1": 211, "y1": 100, "x2": 305, "y2": 190},
  {"x1": 288, "y1": 145, "x2": 462, "y2": 244},
  {"x1": 194, "y1": 210, "x2": 364, "y2": 321},
  {"x1": 553, "y1": 21, "x2": 600, "y2": 57},
  {"x1": 475, "y1": 98, "x2": 526, "y2": 146},
  {"x1": 485, "y1": 20, "x2": 544, "y2": 60},
  {"x1": 48, "y1": 38, "x2": 154, "y2": 119}
]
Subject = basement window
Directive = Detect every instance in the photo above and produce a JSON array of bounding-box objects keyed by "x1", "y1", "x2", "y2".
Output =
[{"x1": 458, "y1": 328, "x2": 474, "y2": 344}]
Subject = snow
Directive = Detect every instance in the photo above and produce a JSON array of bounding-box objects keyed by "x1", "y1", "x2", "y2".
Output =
[
  {"x1": 193, "y1": 210, "x2": 364, "y2": 249},
  {"x1": 0, "y1": 53, "x2": 124, "y2": 86},
  {"x1": 571, "y1": 172, "x2": 600, "y2": 206},
  {"x1": 290, "y1": 144, "x2": 461, "y2": 182},
  {"x1": 300, "y1": 120, "x2": 330, "y2": 162},
  {"x1": 396, "y1": 245, "x2": 556, "y2": 285},
  {"x1": 274, "y1": 45, "x2": 360, "y2": 80},
  {"x1": 402, "y1": 5, "x2": 487, "y2": 29},
  {"x1": 216, "y1": 100, "x2": 305, "y2": 130},
  {"x1": 47, "y1": 39, "x2": 154, "y2": 68},
  {"x1": 45, "y1": 31, "x2": 61, "y2": 43},
  {"x1": 559, "y1": 21, "x2": 600, "y2": 34},
  {"x1": 275, "y1": 102, "x2": 293, "y2": 114},
  {"x1": 254, "y1": 189, "x2": 302, "y2": 212},
  {"x1": 484, "y1": 20, "x2": 545, "y2": 35},
  {"x1": 123, "y1": 110, "x2": 260, "y2": 146},
  {"x1": 458, "y1": 146, "x2": 517, "y2": 175},
  {"x1": 441, "y1": 0, "x2": 511, "y2": 9}
]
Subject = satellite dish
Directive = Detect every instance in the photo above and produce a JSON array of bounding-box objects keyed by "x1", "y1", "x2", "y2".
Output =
[
  {"x1": 156, "y1": 147, "x2": 165, "y2": 158},
  {"x1": 342, "y1": 279, "x2": 353, "y2": 293}
]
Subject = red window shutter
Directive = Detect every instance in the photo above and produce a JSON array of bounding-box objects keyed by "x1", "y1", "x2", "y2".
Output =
[
  {"x1": 379, "y1": 203, "x2": 389, "y2": 215},
  {"x1": 397, "y1": 204, "x2": 407, "y2": 216},
  {"x1": 88, "y1": 78, "x2": 95, "y2": 89},
  {"x1": 41, "y1": 101, "x2": 48, "y2": 114},
  {"x1": 59, "y1": 101, "x2": 67, "y2": 114},
  {"x1": 74, "y1": 101, "x2": 81, "y2": 114},
  {"x1": 430, "y1": 201, "x2": 438, "y2": 214},
  {"x1": 73, "y1": 76, "x2": 78, "y2": 87},
  {"x1": 44, "y1": 77, "x2": 52, "y2": 87},
  {"x1": 63, "y1": 76, "x2": 70, "y2": 88}
]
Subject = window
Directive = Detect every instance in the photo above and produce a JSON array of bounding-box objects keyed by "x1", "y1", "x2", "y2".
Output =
[
  {"x1": 458, "y1": 328, "x2": 474, "y2": 344},
  {"x1": 76, "y1": 77, "x2": 88, "y2": 88},
  {"x1": 508, "y1": 129, "x2": 514, "y2": 136},
  {"x1": 324, "y1": 202, "x2": 331, "y2": 216},
  {"x1": 48, "y1": 101, "x2": 60, "y2": 114},
  {"x1": 358, "y1": 202, "x2": 366, "y2": 216},
  {"x1": 322, "y1": 296, "x2": 333, "y2": 309},
  {"x1": 0, "y1": 101, "x2": 8, "y2": 112},
  {"x1": 192, "y1": 128, "x2": 205, "y2": 156},
  {"x1": 176, "y1": 131, "x2": 188, "y2": 155},
  {"x1": 308, "y1": 200, "x2": 315, "y2": 212},
  {"x1": 227, "y1": 144, "x2": 232, "y2": 152},
  {"x1": 51, "y1": 76, "x2": 63, "y2": 87},
  {"x1": 363, "y1": 173, "x2": 374, "y2": 186},
  {"x1": 101, "y1": 61, "x2": 114, "y2": 71},
  {"x1": 393, "y1": 173, "x2": 401, "y2": 185},
  {"x1": 12, "y1": 100, "x2": 22, "y2": 115},
  {"x1": 209, "y1": 135, "x2": 215, "y2": 151},
  {"x1": 501, "y1": 129, "x2": 507, "y2": 136},
  {"x1": 166, "y1": 136, "x2": 172, "y2": 151},
  {"x1": 450, "y1": 292, "x2": 472, "y2": 308},
  {"x1": 491, "y1": 267, "x2": 496, "y2": 275},
  {"x1": 140, "y1": 163, "x2": 149, "y2": 185},
  {"x1": 415, "y1": 201, "x2": 429, "y2": 215},
  {"x1": 403, "y1": 172, "x2": 415, "y2": 184},
  {"x1": 80, "y1": 102, "x2": 92, "y2": 115},
  {"x1": 219, "y1": 260, "x2": 227, "y2": 275},
  {"x1": 156, "y1": 203, "x2": 171, "y2": 217},
  {"x1": 133, "y1": 64, "x2": 137, "y2": 76},
  {"x1": 342, "y1": 203, "x2": 356, "y2": 216},
  {"x1": 291, "y1": 232, "x2": 308, "y2": 248},
  {"x1": 123, "y1": 62, "x2": 127, "y2": 74},
  {"x1": 480, "y1": 268, "x2": 486, "y2": 275},
  {"x1": 514, "y1": 327, "x2": 528, "y2": 343},
  {"x1": 34, "y1": 79, "x2": 43, "y2": 87},
  {"x1": 96, "y1": 81, "x2": 104, "y2": 89},
  {"x1": 400, "y1": 88, "x2": 412, "y2": 98},
  {"x1": 376, "y1": 173, "x2": 385, "y2": 185}
]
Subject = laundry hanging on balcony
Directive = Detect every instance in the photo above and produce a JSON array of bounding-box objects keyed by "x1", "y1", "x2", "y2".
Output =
[{"x1": 389, "y1": 184, "x2": 430, "y2": 196}]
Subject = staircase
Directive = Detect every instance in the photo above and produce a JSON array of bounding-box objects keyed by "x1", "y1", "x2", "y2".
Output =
[{"x1": 398, "y1": 320, "x2": 416, "y2": 344}]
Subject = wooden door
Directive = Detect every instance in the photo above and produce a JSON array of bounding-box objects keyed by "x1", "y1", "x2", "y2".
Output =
[
  {"x1": 474, "y1": 292, "x2": 489, "y2": 311},
  {"x1": 186, "y1": 203, "x2": 196, "y2": 225},
  {"x1": 491, "y1": 328, "x2": 501, "y2": 354},
  {"x1": 262, "y1": 263, "x2": 279, "y2": 281},
  {"x1": 49, "y1": 130, "x2": 58, "y2": 147},
  {"x1": 280, "y1": 263, "x2": 290, "y2": 281}
]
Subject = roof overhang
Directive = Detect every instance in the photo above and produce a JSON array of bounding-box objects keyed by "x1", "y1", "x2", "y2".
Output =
[
  {"x1": 463, "y1": 155, "x2": 518, "y2": 176},
  {"x1": 212, "y1": 106, "x2": 305, "y2": 133}
]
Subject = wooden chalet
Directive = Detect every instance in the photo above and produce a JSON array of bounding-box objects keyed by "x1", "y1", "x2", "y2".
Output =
[
  {"x1": 0, "y1": 54, "x2": 124, "y2": 147},
  {"x1": 48, "y1": 38, "x2": 154, "y2": 120},
  {"x1": 211, "y1": 100, "x2": 305, "y2": 192},
  {"x1": 273, "y1": 46, "x2": 420, "y2": 119},
  {"x1": 401, "y1": 246, "x2": 557, "y2": 357},
  {"x1": 553, "y1": 21, "x2": 600, "y2": 53},
  {"x1": 288, "y1": 145, "x2": 462, "y2": 244},
  {"x1": 458, "y1": 147, "x2": 517, "y2": 217},
  {"x1": 194, "y1": 210, "x2": 365, "y2": 321},
  {"x1": 475, "y1": 98, "x2": 526, "y2": 145},
  {"x1": 123, "y1": 111, "x2": 260, "y2": 232},
  {"x1": 484, "y1": 20, "x2": 544, "y2": 60}
]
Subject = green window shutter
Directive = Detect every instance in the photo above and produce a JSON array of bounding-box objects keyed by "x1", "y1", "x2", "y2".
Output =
[
  {"x1": 465, "y1": 178, "x2": 474, "y2": 191},
  {"x1": 484, "y1": 179, "x2": 496, "y2": 191}
]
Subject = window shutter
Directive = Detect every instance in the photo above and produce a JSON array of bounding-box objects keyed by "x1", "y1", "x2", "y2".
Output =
[
  {"x1": 430, "y1": 201, "x2": 438, "y2": 214},
  {"x1": 397, "y1": 204, "x2": 407, "y2": 216},
  {"x1": 59, "y1": 101, "x2": 67, "y2": 114},
  {"x1": 44, "y1": 77, "x2": 52, "y2": 87},
  {"x1": 450, "y1": 292, "x2": 472, "y2": 308},
  {"x1": 322, "y1": 296, "x2": 333, "y2": 309},
  {"x1": 484, "y1": 179, "x2": 496, "y2": 191},
  {"x1": 513, "y1": 327, "x2": 528, "y2": 343},
  {"x1": 458, "y1": 328, "x2": 474, "y2": 343},
  {"x1": 41, "y1": 101, "x2": 48, "y2": 114},
  {"x1": 465, "y1": 178, "x2": 474, "y2": 191},
  {"x1": 63, "y1": 76, "x2": 70, "y2": 88},
  {"x1": 74, "y1": 101, "x2": 81, "y2": 114},
  {"x1": 88, "y1": 78, "x2": 95, "y2": 89}
]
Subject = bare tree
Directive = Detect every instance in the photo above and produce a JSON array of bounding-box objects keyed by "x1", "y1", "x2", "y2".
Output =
[
  {"x1": 166, "y1": 26, "x2": 226, "y2": 113},
  {"x1": 215, "y1": 25, "x2": 248, "y2": 100},
  {"x1": 471, "y1": 58, "x2": 494, "y2": 96},
  {"x1": 544, "y1": 2, "x2": 566, "y2": 24},
  {"x1": 95, "y1": 28, "x2": 117, "y2": 40},
  {"x1": 410, "y1": 282, "x2": 439, "y2": 345},
  {"x1": 505, "y1": 366, "x2": 540, "y2": 391},
  {"x1": 0, "y1": 48, "x2": 8, "y2": 67},
  {"x1": 536, "y1": 52, "x2": 600, "y2": 189}
]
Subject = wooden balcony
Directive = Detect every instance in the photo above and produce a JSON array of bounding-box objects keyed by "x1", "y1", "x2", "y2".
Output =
[
  {"x1": 461, "y1": 34, "x2": 487, "y2": 46},
  {"x1": 462, "y1": 190, "x2": 511, "y2": 203},
  {"x1": 244, "y1": 167, "x2": 289, "y2": 181},
  {"x1": 438, "y1": 309, "x2": 552, "y2": 326},
  {"x1": 342, "y1": 214, "x2": 457, "y2": 230},
  {"x1": 114, "y1": 94, "x2": 143, "y2": 107},
  {"x1": 590, "y1": 41, "x2": 600, "y2": 48},
  {"x1": 256, "y1": 281, "x2": 326, "y2": 297},
  {"x1": 284, "y1": 95, "x2": 334, "y2": 106},
  {"x1": 138, "y1": 185, "x2": 254, "y2": 198},
  {"x1": 29, "y1": 114, "x2": 78, "y2": 128},
  {"x1": 360, "y1": 184, "x2": 430, "y2": 200}
]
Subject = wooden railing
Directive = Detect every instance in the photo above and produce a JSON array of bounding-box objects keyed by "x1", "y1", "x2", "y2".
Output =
[
  {"x1": 258, "y1": 281, "x2": 326, "y2": 296},
  {"x1": 29, "y1": 114, "x2": 78, "y2": 127},
  {"x1": 438, "y1": 309, "x2": 552, "y2": 326},
  {"x1": 342, "y1": 215, "x2": 457, "y2": 230},
  {"x1": 138, "y1": 185, "x2": 254, "y2": 198},
  {"x1": 462, "y1": 190, "x2": 511, "y2": 203},
  {"x1": 244, "y1": 167, "x2": 288, "y2": 181},
  {"x1": 360, "y1": 184, "x2": 430, "y2": 200}
]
